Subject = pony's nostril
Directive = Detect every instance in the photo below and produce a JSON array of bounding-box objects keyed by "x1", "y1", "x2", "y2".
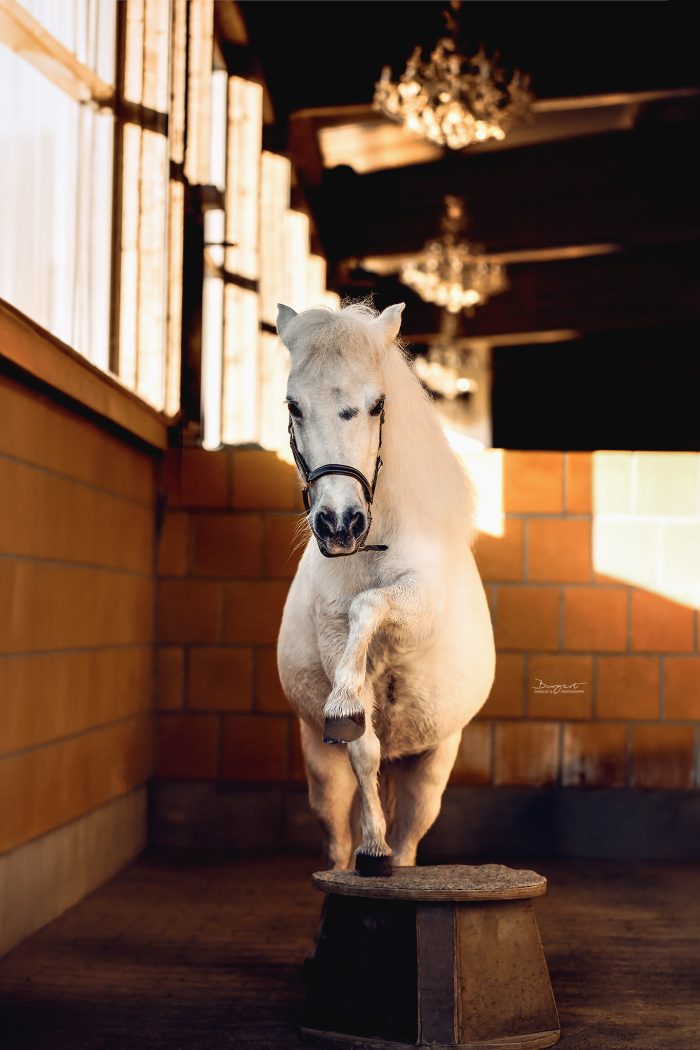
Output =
[
  {"x1": 315, "y1": 507, "x2": 338, "y2": 540},
  {"x1": 348, "y1": 511, "x2": 367, "y2": 540}
]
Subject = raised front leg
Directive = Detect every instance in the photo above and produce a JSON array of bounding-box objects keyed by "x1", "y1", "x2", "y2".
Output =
[
  {"x1": 323, "y1": 576, "x2": 434, "y2": 744},
  {"x1": 321, "y1": 575, "x2": 437, "y2": 873},
  {"x1": 322, "y1": 589, "x2": 386, "y2": 744}
]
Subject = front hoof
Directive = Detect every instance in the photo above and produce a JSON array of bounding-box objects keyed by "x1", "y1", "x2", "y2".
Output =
[
  {"x1": 323, "y1": 711, "x2": 365, "y2": 745},
  {"x1": 355, "y1": 852, "x2": 393, "y2": 877}
]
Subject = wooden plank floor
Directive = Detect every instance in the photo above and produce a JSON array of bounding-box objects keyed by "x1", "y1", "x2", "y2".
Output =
[{"x1": 0, "y1": 854, "x2": 698, "y2": 1049}]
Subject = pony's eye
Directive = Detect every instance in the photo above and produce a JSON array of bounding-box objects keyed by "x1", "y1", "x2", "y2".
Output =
[
  {"x1": 369, "y1": 398, "x2": 385, "y2": 417},
  {"x1": 287, "y1": 401, "x2": 302, "y2": 420}
]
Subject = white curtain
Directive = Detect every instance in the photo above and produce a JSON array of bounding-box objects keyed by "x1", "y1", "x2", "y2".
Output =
[{"x1": 0, "y1": 0, "x2": 115, "y2": 368}]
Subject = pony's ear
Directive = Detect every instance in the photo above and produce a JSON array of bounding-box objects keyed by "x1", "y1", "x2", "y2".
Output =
[
  {"x1": 276, "y1": 303, "x2": 298, "y2": 341},
  {"x1": 373, "y1": 302, "x2": 405, "y2": 343}
]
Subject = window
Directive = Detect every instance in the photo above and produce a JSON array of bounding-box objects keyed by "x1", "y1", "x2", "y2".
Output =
[
  {"x1": 200, "y1": 76, "x2": 338, "y2": 450},
  {"x1": 0, "y1": 0, "x2": 116, "y2": 369},
  {"x1": 113, "y1": 0, "x2": 180, "y2": 412},
  {"x1": 0, "y1": 0, "x2": 337, "y2": 437},
  {"x1": 0, "y1": 0, "x2": 180, "y2": 412}
]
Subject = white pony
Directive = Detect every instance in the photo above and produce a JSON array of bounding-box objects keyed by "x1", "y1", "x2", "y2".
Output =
[{"x1": 276, "y1": 300, "x2": 495, "y2": 875}]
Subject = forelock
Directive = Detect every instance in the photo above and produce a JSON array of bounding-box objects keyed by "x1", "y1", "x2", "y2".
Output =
[{"x1": 283, "y1": 300, "x2": 385, "y2": 372}]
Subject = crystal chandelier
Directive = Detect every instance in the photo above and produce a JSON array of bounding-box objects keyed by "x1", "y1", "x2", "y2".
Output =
[
  {"x1": 414, "y1": 313, "x2": 492, "y2": 449},
  {"x1": 414, "y1": 312, "x2": 487, "y2": 400},
  {"x1": 373, "y1": 5, "x2": 533, "y2": 150},
  {"x1": 414, "y1": 343, "x2": 481, "y2": 400},
  {"x1": 400, "y1": 196, "x2": 508, "y2": 314}
]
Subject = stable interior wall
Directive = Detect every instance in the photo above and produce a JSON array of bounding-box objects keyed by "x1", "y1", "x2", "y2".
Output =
[
  {"x1": 0, "y1": 355, "x2": 157, "y2": 956},
  {"x1": 152, "y1": 447, "x2": 700, "y2": 858}
]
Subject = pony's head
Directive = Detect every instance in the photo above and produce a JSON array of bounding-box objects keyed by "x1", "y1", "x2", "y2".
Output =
[{"x1": 277, "y1": 300, "x2": 405, "y2": 557}]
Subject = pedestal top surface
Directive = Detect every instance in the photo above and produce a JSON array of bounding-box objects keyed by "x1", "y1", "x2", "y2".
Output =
[{"x1": 312, "y1": 863, "x2": 547, "y2": 901}]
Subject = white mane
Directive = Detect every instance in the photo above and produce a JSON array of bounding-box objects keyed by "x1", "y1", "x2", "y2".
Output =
[{"x1": 289, "y1": 300, "x2": 475, "y2": 545}]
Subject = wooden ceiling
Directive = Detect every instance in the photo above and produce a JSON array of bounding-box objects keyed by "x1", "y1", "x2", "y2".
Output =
[
  {"x1": 237, "y1": 3, "x2": 699, "y2": 342},
  {"x1": 234, "y1": 2, "x2": 700, "y2": 448}
]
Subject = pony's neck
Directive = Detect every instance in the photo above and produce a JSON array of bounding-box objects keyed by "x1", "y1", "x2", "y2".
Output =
[{"x1": 371, "y1": 345, "x2": 474, "y2": 543}]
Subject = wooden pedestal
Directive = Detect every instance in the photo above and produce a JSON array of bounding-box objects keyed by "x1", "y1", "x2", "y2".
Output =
[{"x1": 303, "y1": 864, "x2": 560, "y2": 1050}]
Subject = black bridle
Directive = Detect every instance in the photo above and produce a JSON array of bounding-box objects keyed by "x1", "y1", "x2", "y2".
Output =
[{"x1": 287, "y1": 409, "x2": 388, "y2": 555}]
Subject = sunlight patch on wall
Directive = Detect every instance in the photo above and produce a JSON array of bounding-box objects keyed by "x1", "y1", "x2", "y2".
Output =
[
  {"x1": 593, "y1": 452, "x2": 700, "y2": 609},
  {"x1": 454, "y1": 446, "x2": 505, "y2": 538}
]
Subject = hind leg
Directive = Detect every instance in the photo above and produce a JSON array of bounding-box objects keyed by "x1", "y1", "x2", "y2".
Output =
[
  {"x1": 387, "y1": 730, "x2": 462, "y2": 867},
  {"x1": 300, "y1": 720, "x2": 357, "y2": 869}
]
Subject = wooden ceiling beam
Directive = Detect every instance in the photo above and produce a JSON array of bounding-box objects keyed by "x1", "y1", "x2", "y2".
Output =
[
  {"x1": 289, "y1": 91, "x2": 700, "y2": 183},
  {"x1": 308, "y1": 126, "x2": 699, "y2": 261},
  {"x1": 341, "y1": 247, "x2": 700, "y2": 341}
]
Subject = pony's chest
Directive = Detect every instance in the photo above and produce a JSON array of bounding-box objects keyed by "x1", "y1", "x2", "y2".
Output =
[
  {"x1": 366, "y1": 631, "x2": 468, "y2": 753},
  {"x1": 368, "y1": 633, "x2": 432, "y2": 712},
  {"x1": 370, "y1": 664, "x2": 440, "y2": 755}
]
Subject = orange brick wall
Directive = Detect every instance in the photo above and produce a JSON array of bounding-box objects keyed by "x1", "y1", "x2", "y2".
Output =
[
  {"x1": 474, "y1": 451, "x2": 700, "y2": 790},
  {"x1": 0, "y1": 373, "x2": 155, "y2": 856},
  {"x1": 155, "y1": 448, "x2": 700, "y2": 794},
  {"x1": 155, "y1": 448, "x2": 303, "y2": 784}
]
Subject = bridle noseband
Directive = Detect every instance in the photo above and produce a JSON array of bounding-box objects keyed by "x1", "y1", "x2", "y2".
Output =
[{"x1": 287, "y1": 409, "x2": 388, "y2": 555}]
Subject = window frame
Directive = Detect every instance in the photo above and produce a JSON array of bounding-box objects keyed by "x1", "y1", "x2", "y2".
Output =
[{"x1": 0, "y1": 0, "x2": 172, "y2": 445}]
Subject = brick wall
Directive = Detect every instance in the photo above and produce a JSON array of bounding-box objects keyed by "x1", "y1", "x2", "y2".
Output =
[
  {"x1": 154, "y1": 447, "x2": 700, "y2": 847},
  {"x1": 0, "y1": 371, "x2": 155, "y2": 953},
  {"x1": 474, "y1": 451, "x2": 699, "y2": 791},
  {"x1": 154, "y1": 448, "x2": 303, "y2": 785}
]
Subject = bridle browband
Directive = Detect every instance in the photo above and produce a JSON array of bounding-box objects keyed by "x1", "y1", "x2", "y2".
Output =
[{"x1": 287, "y1": 409, "x2": 388, "y2": 555}]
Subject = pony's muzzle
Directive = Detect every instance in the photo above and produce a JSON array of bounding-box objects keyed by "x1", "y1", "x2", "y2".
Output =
[{"x1": 313, "y1": 505, "x2": 368, "y2": 557}]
